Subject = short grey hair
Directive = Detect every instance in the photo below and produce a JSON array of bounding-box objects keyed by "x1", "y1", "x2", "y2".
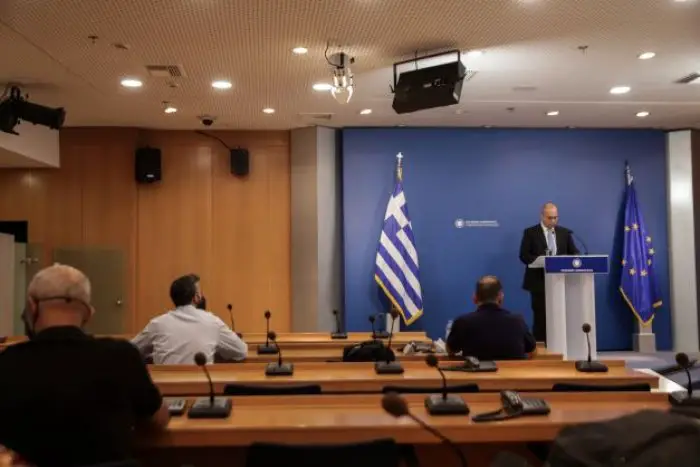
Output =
[{"x1": 27, "y1": 263, "x2": 91, "y2": 304}]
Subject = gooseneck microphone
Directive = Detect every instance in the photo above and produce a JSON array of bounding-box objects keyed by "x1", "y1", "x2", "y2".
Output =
[
  {"x1": 382, "y1": 393, "x2": 467, "y2": 467},
  {"x1": 424, "y1": 354, "x2": 469, "y2": 415},
  {"x1": 568, "y1": 229, "x2": 589, "y2": 255},
  {"x1": 226, "y1": 304, "x2": 243, "y2": 338},
  {"x1": 669, "y1": 352, "x2": 700, "y2": 407},
  {"x1": 369, "y1": 315, "x2": 378, "y2": 340},
  {"x1": 257, "y1": 310, "x2": 278, "y2": 355},
  {"x1": 264, "y1": 331, "x2": 294, "y2": 376},
  {"x1": 374, "y1": 309, "x2": 404, "y2": 374},
  {"x1": 331, "y1": 309, "x2": 348, "y2": 339},
  {"x1": 575, "y1": 323, "x2": 608, "y2": 373},
  {"x1": 187, "y1": 352, "x2": 232, "y2": 419}
]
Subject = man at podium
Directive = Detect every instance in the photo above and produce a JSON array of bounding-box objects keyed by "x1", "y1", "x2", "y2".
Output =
[{"x1": 519, "y1": 202, "x2": 579, "y2": 342}]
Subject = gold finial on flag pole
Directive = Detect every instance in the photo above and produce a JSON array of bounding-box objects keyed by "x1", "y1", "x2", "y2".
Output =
[{"x1": 396, "y1": 152, "x2": 403, "y2": 181}]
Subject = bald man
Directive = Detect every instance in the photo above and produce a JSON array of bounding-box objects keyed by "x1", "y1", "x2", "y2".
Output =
[
  {"x1": 447, "y1": 276, "x2": 536, "y2": 360},
  {"x1": 0, "y1": 264, "x2": 169, "y2": 466},
  {"x1": 519, "y1": 202, "x2": 580, "y2": 343}
]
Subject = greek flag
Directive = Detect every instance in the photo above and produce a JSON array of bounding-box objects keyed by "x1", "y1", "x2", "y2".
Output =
[{"x1": 374, "y1": 153, "x2": 424, "y2": 325}]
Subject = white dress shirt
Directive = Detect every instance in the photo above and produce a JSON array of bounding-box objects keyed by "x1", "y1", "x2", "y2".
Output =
[
  {"x1": 131, "y1": 305, "x2": 248, "y2": 364},
  {"x1": 541, "y1": 223, "x2": 557, "y2": 255}
]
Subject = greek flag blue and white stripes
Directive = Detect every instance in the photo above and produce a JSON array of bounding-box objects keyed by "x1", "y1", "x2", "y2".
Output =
[{"x1": 374, "y1": 153, "x2": 424, "y2": 325}]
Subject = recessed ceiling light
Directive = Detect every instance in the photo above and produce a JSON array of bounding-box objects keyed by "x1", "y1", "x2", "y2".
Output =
[
  {"x1": 636, "y1": 111, "x2": 650, "y2": 118},
  {"x1": 292, "y1": 47, "x2": 308, "y2": 55},
  {"x1": 211, "y1": 80, "x2": 232, "y2": 90},
  {"x1": 359, "y1": 109, "x2": 372, "y2": 115},
  {"x1": 164, "y1": 105, "x2": 177, "y2": 114},
  {"x1": 262, "y1": 108, "x2": 275, "y2": 114},
  {"x1": 610, "y1": 86, "x2": 631, "y2": 95},
  {"x1": 466, "y1": 50, "x2": 484, "y2": 58},
  {"x1": 312, "y1": 82, "x2": 333, "y2": 91},
  {"x1": 638, "y1": 52, "x2": 656, "y2": 60},
  {"x1": 546, "y1": 110, "x2": 559, "y2": 116},
  {"x1": 120, "y1": 78, "x2": 142, "y2": 88}
]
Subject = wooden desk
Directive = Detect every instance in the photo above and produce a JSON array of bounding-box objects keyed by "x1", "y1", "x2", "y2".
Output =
[
  {"x1": 242, "y1": 347, "x2": 563, "y2": 363},
  {"x1": 147, "y1": 392, "x2": 669, "y2": 447},
  {"x1": 150, "y1": 360, "x2": 656, "y2": 395}
]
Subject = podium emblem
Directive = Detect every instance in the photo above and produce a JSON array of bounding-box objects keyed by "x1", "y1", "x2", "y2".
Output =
[{"x1": 572, "y1": 258, "x2": 582, "y2": 268}]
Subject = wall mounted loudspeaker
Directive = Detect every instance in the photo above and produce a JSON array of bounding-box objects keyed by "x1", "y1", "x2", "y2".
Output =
[
  {"x1": 135, "y1": 147, "x2": 162, "y2": 184},
  {"x1": 230, "y1": 148, "x2": 249, "y2": 177}
]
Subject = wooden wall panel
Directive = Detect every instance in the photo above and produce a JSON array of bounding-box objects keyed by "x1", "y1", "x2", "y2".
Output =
[{"x1": 0, "y1": 128, "x2": 291, "y2": 334}]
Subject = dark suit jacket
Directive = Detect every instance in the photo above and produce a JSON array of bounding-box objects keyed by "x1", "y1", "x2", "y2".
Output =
[
  {"x1": 446, "y1": 304, "x2": 536, "y2": 360},
  {"x1": 519, "y1": 224, "x2": 580, "y2": 292}
]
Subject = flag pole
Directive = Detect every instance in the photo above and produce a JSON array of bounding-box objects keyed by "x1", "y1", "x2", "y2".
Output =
[{"x1": 386, "y1": 152, "x2": 404, "y2": 334}]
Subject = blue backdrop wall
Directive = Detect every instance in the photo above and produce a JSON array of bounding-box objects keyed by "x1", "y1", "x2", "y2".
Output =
[{"x1": 341, "y1": 128, "x2": 671, "y2": 351}]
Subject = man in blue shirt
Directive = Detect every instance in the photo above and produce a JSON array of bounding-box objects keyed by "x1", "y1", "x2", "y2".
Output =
[{"x1": 447, "y1": 275, "x2": 536, "y2": 360}]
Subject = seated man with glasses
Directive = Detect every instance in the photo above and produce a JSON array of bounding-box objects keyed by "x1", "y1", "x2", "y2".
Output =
[{"x1": 0, "y1": 264, "x2": 169, "y2": 466}]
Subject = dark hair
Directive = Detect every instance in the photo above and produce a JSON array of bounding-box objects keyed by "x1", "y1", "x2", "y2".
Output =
[
  {"x1": 475, "y1": 275, "x2": 502, "y2": 304},
  {"x1": 170, "y1": 275, "x2": 198, "y2": 307}
]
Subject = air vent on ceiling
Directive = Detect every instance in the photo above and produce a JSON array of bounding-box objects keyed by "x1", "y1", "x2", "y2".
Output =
[
  {"x1": 512, "y1": 85, "x2": 538, "y2": 92},
  {"x1": 145, "y1": 65, "x2": 186, "y2": 78},
  {"x1": 299, "y1": 112, "x2": 334, "y2": 120},
  {"x1": 676, "y1": 72, "x2": 700, "y2": 84}
]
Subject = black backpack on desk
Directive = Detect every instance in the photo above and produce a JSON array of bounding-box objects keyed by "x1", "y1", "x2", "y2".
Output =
[
  {"x1": 342, "y1": 340, "x2": 395, "y2": 362},
  {"x1": 545, "y1": 409, "x2": 700, "y2": 467}
]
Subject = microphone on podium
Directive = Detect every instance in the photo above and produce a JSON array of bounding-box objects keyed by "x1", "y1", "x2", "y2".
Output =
[
  {"x1": 575, "y1": 323, "x2": 608, "y2": 373},
  {"x1": 264, "y1": 331, "x2": 294, "y2": 376},
  {"x1": 331, "y1": 309, "x2": 348, "y2": 339},
  {"x1": 382, "y1": 393, "x2": 467, "y2": 467},
  {"x1": 669, "y1": 352, "x2": 700, "y2": 407},
  {"x1": 374, "y1": 309, "x2": 404, "y2": 374},
  {"x1": 257, "y1": 310, "x2": 278, "y2": 355},
  {"x1": 369, "y1": 313, "x2": 390, "y2": 339},
  {"x1": 226, "y1": 304, "x2": 243, "y2": 338},
  {"x1": 187, "y1": 352, "x2": 232, "y2": 419},
  {"x1": 424, "y1": 354, "x2": 469, "y2": 415},
  {"x1": 568, "y1": 229, "x2": 590, "y2": 255}
]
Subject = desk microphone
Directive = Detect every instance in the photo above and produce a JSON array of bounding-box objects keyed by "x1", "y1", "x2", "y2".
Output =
[
  {"x1": 375, "y1": 309, "x2": 404, "y2": 374},
  {"x1": 257, "y1": 310, "x2": 278, "y2": 355},
  {"x1": 424, "y1": 354, "x2": 469, "y2": 415},
  {"x1": 575, "y1": 323, "x2": 608, "y2": 373},
  {"x1": 382, "y1": 393, "x2": 467, "y2": 467},
  {"x1": 669, "y1": 352, "x2": 700, "y2": 407},
  {"x1": 331, "y1": 309, "x2": 348, "y2": 339},
  {"x1": 568, "y1": 229, "x2": 589, "y2": 256},
  {"x1": 370, "y1": 314, "x2": 390, "y2": 339},
  {"x1": 187, "y1": 352, "x2": 232, "y2": 419},
  {"x1": 265, "y1": 331, "x2": 294, "y2": 376},
  {"x1": 226, "y1": 304, "x2": 243, "y2": 338}
]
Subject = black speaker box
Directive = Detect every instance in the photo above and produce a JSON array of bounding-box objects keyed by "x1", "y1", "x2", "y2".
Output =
[
  {"x1": 135, "y1": 147, "x2": 161, "y2": 183},
  {"x1": 230, "y1": 148, "x2": 249, "y2": 176},
  {"x1": 392, "y1": 60, "x2": 466, "y2": 114}
]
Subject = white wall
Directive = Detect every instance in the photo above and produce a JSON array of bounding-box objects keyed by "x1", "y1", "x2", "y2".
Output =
[
  {"x1": 0, "y1": 122, "x2": 60, "y2": 168},
  {"x1": 666, "y1": 130, "x2": 699, "y2": 351}
]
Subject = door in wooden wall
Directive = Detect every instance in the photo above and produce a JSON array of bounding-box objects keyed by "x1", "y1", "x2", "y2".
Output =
[{"x1": 52, "y1": 248, "x2": 126, "y2": 334}]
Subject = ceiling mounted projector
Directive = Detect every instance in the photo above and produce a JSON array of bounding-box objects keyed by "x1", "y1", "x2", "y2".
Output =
[
  {"x1": 0, "y1": 86, "x2": 66, "y2": 135},
  {"x1": 391, "y1": 50, "x2": 467, "y2": 114}
]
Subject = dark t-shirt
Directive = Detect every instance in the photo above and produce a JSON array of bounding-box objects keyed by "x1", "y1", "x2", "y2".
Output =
[
  {"x1": 446, "y1": 303, "x2": 537, "y2": 360},
  {"x1": 0, "y1": 326, "x2": 162, "y2": 466}
]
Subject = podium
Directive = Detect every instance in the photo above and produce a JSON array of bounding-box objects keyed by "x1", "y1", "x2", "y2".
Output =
[{"x1": 529, "y1": 255, "x2": 609, "y2": 360}]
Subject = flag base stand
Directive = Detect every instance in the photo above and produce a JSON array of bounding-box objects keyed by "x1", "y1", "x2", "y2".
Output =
[{"x1": 634, "y1": 321, "x2": 656, "y2": 353}]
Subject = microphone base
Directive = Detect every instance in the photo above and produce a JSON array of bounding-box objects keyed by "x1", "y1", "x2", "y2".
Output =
[
  {"x1": 265, "y1": 362, "x2": 294, "y2": 376},
  {"x1": 372, "y1": 331, "x2": 390, "y2": 339},
  {"x1": 374, "y1": 361, "x2": 405, "y2": 374},
  {"x1": 187, "y1": 397, "x2": 232, "y2": 419},
  {"x1": 331, "y1": 332, "x2": 348, "y2": 339},
  {"x1": 425, "y1": 394, "x2": 470, "y2": 416},
  {"x1": 575, "y1": 360, "x2": 609, "y2": 373},
  {"x1": 257, "y1": 344, "x2": 279, "y2": 355},
  {"x1": 669, "y1": 391, "x2": 700, "y2": 407},
  {"x1": 442, "y1": 361, "x2": 498, "y2": 373}
]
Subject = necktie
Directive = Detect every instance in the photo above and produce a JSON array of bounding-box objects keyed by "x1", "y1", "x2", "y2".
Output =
[{"x1": 546, "y1": 229, "x2": 556, "y2": 255}]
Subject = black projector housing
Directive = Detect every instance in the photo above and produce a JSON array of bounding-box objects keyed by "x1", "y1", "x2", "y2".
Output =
[{"x1": 392, "y1": 60, "x2": 466, "y2": 114}]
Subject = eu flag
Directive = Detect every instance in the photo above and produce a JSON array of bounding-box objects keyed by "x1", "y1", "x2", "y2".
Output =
[{"x1": 620, "y1": 163, "x2": 662, "y2": 324}]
